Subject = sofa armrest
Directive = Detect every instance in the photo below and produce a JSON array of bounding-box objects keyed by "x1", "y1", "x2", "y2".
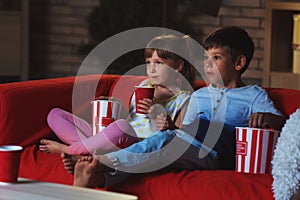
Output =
[{"x1": 0, "y1": 74, "x2": 119, "y2": 147}]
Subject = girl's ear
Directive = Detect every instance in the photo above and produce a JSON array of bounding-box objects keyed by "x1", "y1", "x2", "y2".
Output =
[
  {"x1": 175, "y1": 59, "x2": 184, "y2": 72},
  {"x1": 235, "y1": 55, "x2": 246, "y2": 71}
]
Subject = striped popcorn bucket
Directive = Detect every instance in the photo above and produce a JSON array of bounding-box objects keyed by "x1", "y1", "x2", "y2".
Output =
[
  {"x1": 91, "y1": 97, "x2": 122, "y2": 135},
  {"x1": 235, "y1": 127, "x2": 280, "y2": 174}
]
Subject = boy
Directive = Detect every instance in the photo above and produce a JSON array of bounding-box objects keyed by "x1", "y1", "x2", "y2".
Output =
[{"x1": 69, "y1": 26, "x2": 287, "y2": 188}]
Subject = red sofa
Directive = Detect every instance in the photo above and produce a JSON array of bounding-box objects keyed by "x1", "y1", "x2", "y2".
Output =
[{"x1": 0, "y1": 74, "x2": 298, "y2": 200}]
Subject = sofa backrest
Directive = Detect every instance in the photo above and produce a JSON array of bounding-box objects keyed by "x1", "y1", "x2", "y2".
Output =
[
  {"x1": 109, "y1": 75, "x2": 147, "y2": 110},
  {"x1": 0, "y1": 74, "x2": 118, "y2": 146},
  {"x1": 0, "y1": 74, "x2": 299, "y2": 147},
  {"x1": 265, "y1": 87, "x2": 300, "y2": 116}
]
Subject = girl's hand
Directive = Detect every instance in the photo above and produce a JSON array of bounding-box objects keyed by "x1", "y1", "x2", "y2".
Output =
[
  {"x1": 154, "y1": 114, "x2": 175, "y2": 131},
  {"x1": 155, "y1": 114, "x2": 169, "y2": 131},
  {"x1": 136, "y1": 98, "x2": 153, "y2": 115}
]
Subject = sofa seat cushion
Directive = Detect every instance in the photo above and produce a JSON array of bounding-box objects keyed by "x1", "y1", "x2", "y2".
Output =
[
  {"x1": 109, "y1": 169, "x2": 274, "y2": 200},
  {"x1": 19, "y1": 145, "x2": 274, "y2": 200},
  {"x1": 19, "y1": 145, "x2": 74, "y2": 185}
]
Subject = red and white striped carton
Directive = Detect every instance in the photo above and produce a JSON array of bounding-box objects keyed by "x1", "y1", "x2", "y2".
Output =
[
  {"x1": 235, "y1": 127, "x2": 280, "y2": 174},
  {"x1": 91, "y1": 97, "x2": 122, "y2": 135}
]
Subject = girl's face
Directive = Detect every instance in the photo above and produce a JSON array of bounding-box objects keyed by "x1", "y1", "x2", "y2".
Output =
[
  {"x1": 204, "y1": 47, "x2": 239, "y2": 88},
  {"x1": 146, "y1": 50, "x2": 182, "y2": 87}
]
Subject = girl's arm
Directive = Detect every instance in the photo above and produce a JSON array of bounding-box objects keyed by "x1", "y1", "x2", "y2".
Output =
[
  {"x1": 173, "y1": 99, "x2": 190, "y2": 129},
  {"x1": 154, "y1": 99, "x2": 190, "y2": 130}
]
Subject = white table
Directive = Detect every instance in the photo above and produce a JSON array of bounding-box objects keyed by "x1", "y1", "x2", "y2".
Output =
[{"x1": 0, "y1": 178, "x2": 138, "y2": 200}]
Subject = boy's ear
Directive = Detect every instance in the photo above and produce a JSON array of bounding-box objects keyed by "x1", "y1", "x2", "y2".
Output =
[{"x1": 235, "y1": 55, "x2": 246, "y2": 71}]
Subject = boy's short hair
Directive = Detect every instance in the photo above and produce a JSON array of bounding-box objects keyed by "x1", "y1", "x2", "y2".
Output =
[{"x1": 203, "y1": 26, "x2": 254, "y2": 74}]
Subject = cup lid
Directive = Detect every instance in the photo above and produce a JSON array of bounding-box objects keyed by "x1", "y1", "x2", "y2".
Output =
[
  {"x1": 0, "y1": 145, "x2": 23, "y2": 151},
  {"x1": 134, "y1": 86, "x2": 154, "y2": 88},
  {"x1": 92, "y1": 96, "x2": 122, "y2": 104}
]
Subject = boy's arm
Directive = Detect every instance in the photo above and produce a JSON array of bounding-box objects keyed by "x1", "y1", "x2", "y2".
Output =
[
  {"x1": 249, "y1": 87, "x2": 287, "y2": 130},
  {"x1": 248, "y1": 112, "x2": 287, "y2": 131}
]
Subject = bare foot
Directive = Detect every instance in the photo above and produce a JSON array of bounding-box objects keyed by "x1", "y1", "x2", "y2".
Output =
[
  {"x1": 39, "y1": 139, "x2": 68, "y2": 154},
  {"x1": 73, "y1": 156, "x2": 105, "y2": 188},
  {"x1": 61, "y1": 153, "x2": 80, "y2": 175}
]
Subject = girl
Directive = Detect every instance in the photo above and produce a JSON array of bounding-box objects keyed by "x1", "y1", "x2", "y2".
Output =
[{"x1": 39, "y1": 34, "x2": 196, "y2": 156}]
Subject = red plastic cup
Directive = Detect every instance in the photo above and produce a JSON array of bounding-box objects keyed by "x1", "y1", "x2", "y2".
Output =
[
  {"x1": 135, "y1": 86, "x2": 155, "y2": 115},
  {"x1": 235, "y1": 127, "x2": 280, "y2": 174},
  {"x1": 0, "y1": 145, "x2": 23, "y2": 183}
]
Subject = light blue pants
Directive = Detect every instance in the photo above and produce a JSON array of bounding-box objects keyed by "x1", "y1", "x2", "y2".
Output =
[{"x1": 103, "y1": 118, "x2": 236, "y2": 186}]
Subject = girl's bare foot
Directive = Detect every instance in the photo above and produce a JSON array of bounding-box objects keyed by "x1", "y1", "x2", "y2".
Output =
[
  {"x1": 73, "y1": 156, "x2": 104, "y2": 188},
  {"x1": 39, "y1": 139, "x2": 68, "y2": 154},
  {"x1": 61, "y1": 153, "x2": 80, "y2": 175}
]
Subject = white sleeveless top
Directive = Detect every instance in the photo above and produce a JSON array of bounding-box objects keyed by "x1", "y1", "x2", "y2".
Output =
[{"x1": 129, "y1": 79, "x2": 191, "y2": 138}]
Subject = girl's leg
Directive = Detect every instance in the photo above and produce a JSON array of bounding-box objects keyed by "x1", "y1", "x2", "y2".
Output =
[
  {"x1": 47, "y1": 108, "x2": 92, "y2": 144},
  {"x1": 68, "y1": 119, "x2": 139, "y2": 155},
  {"x1": 45, "y1": 108, "x2": 138, "y2": 155},
  {"x1": 61, "y1": 119, "x2": 139, "y2": 174}
]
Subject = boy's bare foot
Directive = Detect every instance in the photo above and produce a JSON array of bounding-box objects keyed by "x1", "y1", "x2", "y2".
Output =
[
  {"x1": 39, "y1": 139, "x2": 68, "y2": 154},
  {"x1": 73, "y1": 156, "x2": 105, "y2": 188},
  {"x1": 61, "y1": 153, "x2": 80, "y2": 175}
]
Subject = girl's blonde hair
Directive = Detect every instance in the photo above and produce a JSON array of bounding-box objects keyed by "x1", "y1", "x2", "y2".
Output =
[{"x1": 144, "y1": 34, "x2": 196, "y2": 91}]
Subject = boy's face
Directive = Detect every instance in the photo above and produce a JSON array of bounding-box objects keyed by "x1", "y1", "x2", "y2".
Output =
[
  {"x1": 146, "y1": 50, "x2": 181, "y2": 87},
  {"x1": 204, "y1": 46, "x2": 240, "y2": 88}
]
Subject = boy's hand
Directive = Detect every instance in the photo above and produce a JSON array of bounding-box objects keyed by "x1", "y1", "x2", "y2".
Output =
[{"x1": 249, "y1": 112, "x2": 269, "y2": 128}]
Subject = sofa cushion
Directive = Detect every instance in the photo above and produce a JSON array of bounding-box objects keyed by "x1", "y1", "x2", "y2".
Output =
[
  {"x1": 265, "y1": 87, "x2": 300, "y2": 116},
  {"x1": 108, "y1": 169, "x2": 274, "y2": 200},
  {"x1": 0, "y1": 74, "x2": 118, "y2": 147},
  {"x1": 19, "y1": 145, "x2": 73, "y2": 185},
  {"x1": 108, "y1": 75, "x2": 147, "y2": 110}
]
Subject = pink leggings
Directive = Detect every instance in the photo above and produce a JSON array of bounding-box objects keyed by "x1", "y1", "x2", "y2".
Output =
[{"x1": 47, "y1": 108, "x2": 138, "y2": 155}]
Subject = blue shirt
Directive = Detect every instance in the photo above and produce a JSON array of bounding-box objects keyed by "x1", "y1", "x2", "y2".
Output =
[{"x1": 183, "y1": 84, "x2": 282, "y2": 127}]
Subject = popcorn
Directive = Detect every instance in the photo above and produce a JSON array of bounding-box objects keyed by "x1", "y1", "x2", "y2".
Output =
[{"x1": 91, "y1": 97, "x2": 122, "y2": 135}]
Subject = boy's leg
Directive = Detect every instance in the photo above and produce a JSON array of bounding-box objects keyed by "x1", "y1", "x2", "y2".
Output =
[
  {"x1": 102, "y1": 127, "x2": 219, "y2": 174},
  {"x1": 182, "y1": 118, "x2": 236, "y2": 170},
  {"x1": 73, "y1": 156, "x2": 105, "y2": 188},
  {"x1": 73, "y1": 155, "x2": 130, "y2": 188},
  {"x1": 76, "y1": 119, "x2": 234, "y2": 186},
  {"x1": 171, "y1": 129, "x2": 220, "y2": 170},
  {"x1": 74, "y1": 127, "x2": 219, "y2": 187},
  {"x1": 103, "y1": 130, "x2": 176, "y2": 173}
]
